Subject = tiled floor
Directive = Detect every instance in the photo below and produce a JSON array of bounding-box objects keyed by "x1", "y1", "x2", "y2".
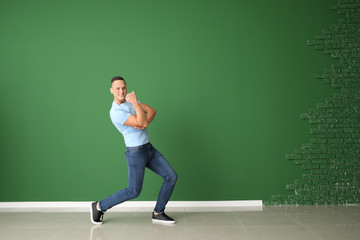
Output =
[{"x1": 0, "y1": 206, "x2": 359, "y2": 240}]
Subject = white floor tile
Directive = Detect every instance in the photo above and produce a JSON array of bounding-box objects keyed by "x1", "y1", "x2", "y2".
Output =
[{"x1": 0, "y1": 206, "x2": 359, "y2": 240}]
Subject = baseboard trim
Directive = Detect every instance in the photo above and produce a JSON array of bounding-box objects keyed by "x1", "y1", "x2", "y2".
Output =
[{"x1": 0, "y1": 200, "x2": 263, "y2": 212}]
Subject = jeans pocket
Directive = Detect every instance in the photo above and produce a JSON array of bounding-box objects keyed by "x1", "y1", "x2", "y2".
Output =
[{"x1": 129, "y1": 148, "x2": 141, "y2": 153}]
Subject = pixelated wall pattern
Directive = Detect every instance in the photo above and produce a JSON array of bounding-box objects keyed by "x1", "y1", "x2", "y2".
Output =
[{"x1": 267, "y1": 0, "x2": 360, "y2": 205}]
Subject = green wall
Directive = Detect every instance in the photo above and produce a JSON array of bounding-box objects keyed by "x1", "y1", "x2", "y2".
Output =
[
  {"x1": 0, "y1": 0, "x2": 338, "y2": 202},
  {"x1": 269, "y1": 0, "x2": 360, "y2": 205}
]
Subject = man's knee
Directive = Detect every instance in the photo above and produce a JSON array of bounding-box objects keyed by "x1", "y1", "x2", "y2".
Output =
[
  {"x1": 169, "y1": 172, "x2": 178, "y2": 184},
  {"x1": 126, "y1": 188, "x2": 141, "y2": 199}
]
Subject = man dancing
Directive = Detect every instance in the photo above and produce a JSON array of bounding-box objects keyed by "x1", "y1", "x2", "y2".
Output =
[{"x1": 90, "y1": 76, "x2": 178, "y2": 225}]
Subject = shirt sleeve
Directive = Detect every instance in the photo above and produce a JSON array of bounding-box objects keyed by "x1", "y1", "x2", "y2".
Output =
[{"x1": 112, "y1": 108, "x2": 131, "y2": 125}]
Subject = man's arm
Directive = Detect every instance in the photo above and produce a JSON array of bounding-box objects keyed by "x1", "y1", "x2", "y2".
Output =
[
  {"x1": 123, "y1": 91, "x2": 149, "y2": 129},
  {"x1": 140, "y1": 102, "x2": 157, "y2": 124}
]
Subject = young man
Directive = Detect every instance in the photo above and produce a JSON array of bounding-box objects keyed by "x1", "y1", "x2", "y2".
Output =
[{"x1": 90, "y1": 76, "x2": 178, "y2": 225}]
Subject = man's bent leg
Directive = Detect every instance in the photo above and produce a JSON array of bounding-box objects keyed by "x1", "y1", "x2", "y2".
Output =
[
  {"x1": 147, "y1": 146, "x2": 178, "y2": 214},
  {"x1": 99, "y1": 148, "x2": 147, "y2": 212}
]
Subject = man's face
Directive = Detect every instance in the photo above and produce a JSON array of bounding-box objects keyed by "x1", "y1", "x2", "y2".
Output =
[{"x1": 110, "y1": 80, "x2": 127, "y2": 103}]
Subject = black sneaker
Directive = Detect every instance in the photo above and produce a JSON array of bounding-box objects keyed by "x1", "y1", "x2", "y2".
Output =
[
  {"x1": 152, "y1": 212, "x2": 176, "y2": 225},
  {"x1": 90, "y1": 201, "x2": 104, "y2": 225}
]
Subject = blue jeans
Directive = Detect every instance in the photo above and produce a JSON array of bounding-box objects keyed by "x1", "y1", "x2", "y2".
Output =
[{"x1": 99, "y1": 143, "x2": 178, "y2": 213}]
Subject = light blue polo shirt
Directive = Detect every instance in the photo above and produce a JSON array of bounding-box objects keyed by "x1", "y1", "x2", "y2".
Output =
[{"x1": 110, "y1": 101, "x2": 150, "y2": 147}]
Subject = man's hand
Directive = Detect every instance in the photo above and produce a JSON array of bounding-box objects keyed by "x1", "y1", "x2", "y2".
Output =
[
  {"x1": 123, "y1": 91, "x2": 149, "y2": 129},
  {"x1": 125, "y1": 91, "x2": 138, "y2": 105},
  {"x1": 123, "y1": 92, "x2": 156, "y2": 130},
  {"x1": 133, "y1": 125, "x2": 147, "y2": 130}
]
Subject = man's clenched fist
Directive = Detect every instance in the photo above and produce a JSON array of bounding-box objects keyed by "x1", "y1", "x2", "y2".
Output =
[{"x1": 125, "y1": 91, "x2": 138, "y2": 104}]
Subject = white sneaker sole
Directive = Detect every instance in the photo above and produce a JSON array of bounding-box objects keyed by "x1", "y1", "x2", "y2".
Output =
[
  {"x1": 90, "y1": 204, "x2": 103, "y2": 225},
  {"x1": 152, "y1": 219, "x2": 176, "y2": 225}
]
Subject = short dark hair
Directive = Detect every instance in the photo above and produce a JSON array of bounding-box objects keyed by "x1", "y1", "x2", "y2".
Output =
[{"x1": 111, "y1": 76, "x2": 126, "y2": 86}]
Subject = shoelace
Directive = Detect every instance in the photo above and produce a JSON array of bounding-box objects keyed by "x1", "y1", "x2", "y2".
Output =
[
  {"x1": 162, "y1": 213, "x2": 172, "y2": 220},
  {"x1": 155, "y1": 212, "x2": 172, "y2": 220}
]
